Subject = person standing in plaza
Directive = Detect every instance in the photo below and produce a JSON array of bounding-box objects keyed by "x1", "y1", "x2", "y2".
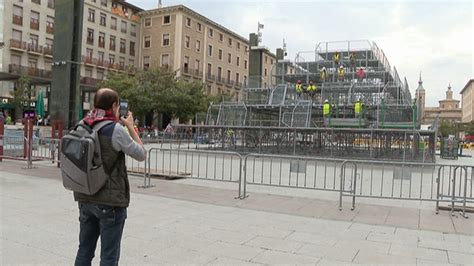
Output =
[{"x1": 74, "y1": 88, "x2": 146, "y2": 266}]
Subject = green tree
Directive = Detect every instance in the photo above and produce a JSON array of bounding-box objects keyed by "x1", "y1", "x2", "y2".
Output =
[
  {"x1": 438, "y1": 120, "x2": 456, "y2": 137},
  {"x1": 99, "y1": 67, "x2": 211, "y2": 123},
  {"x1": 10, "y1": 75, "x2": 34, "y2": 111}
]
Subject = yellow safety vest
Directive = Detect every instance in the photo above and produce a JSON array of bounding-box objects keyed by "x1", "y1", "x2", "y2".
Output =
[
  {"x1": 307, "y1": 85, "x2": 317, "y2": 92},
  {"x1": 334, "y1": 53, "x2": 340, "y2": 62},
  {"x1": 323, "y1": 103, "x2": 331, "y2": 116},
  {"x1": 355, "y1": 102, "x2": 362, "y2": 114},
  {"x1": 295, "y1": 84, "x2": 303, "y2": 93},
  {"x1": 338, "y1": 68, "x2": 345, "y2": 77}
]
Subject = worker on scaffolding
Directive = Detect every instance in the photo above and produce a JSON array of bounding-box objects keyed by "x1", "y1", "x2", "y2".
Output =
[
  {"x1": 320, "y1": 67, "x2": 327, "y2": 82},
  {"x1": 323, "y1": 99, "x2": 331, "y2": 127},
  {"x1": 349, "y1": 52, "x2": 356, "y2": 71},
  {"x1": 295, "y1": 80, "x2": 303, "y2": 99},
  {"x1": 356, "y1": 67, "x2": 366, "y2": 81},
  {"x1": 333, "y1": 52, "x2": 341, "y2": 65},
  {"x1": 307, "y1": 81, "x2": 317, "y2": 100},
  {"x1": 338, "y1": 65, "x2": 345, "y2": 81},
  {"x1": 354, "y1": 98, "x2": 363, "y2": 120}
]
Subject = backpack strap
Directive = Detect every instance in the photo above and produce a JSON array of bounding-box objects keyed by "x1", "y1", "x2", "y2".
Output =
[
  {"x1": 92, "y1": 120, "x2": 115, "y2": 133},
  {"x1": 90, "y1": 120, "x2": 115, "y2": 168}
]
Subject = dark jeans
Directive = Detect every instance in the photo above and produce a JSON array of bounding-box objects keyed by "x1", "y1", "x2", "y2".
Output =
[{"x1": 75, "y1": 202, "x2": 127, "y2": 266}]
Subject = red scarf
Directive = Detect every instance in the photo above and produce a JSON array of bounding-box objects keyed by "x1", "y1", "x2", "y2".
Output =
[{"x1": 83, "y1": 108, "x2": 117, "y2": 127}]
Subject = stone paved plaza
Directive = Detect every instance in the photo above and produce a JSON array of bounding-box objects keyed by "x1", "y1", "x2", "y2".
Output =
[{"x1": 1, "y1": 160, "x2": 473, "y2": 265}]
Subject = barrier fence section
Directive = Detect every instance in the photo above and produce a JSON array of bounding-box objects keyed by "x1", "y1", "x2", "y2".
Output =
[
  {"x1": 339, "y1": 160, "x2": 473, "y2": 217},
  {"x1": 242, "y1": 153, "x2": 346, "y2": 198},
  {"x1": 147, "y1": 148, "x2": 243, "y2": 198}
]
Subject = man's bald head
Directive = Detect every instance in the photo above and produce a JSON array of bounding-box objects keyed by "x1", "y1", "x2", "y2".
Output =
[{"x1": 94, "y1": 88, "x2": 119, "y2": 110}]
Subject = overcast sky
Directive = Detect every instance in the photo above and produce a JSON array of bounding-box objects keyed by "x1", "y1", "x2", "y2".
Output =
[{"x1": 129, "y1": 0, "x2": 473, "y2": 106}]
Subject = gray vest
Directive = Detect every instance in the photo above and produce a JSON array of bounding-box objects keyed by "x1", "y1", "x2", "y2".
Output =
[{"x1": 74, "y1": 123, "x2": 130, "y2": 207}]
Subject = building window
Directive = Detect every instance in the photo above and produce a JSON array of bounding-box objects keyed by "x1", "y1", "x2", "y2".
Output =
[
  {"x1": 227, "y1": 70, "x2": 231, "y2": 83},
  {"x1": 236, "y1": 73, "x2": 239, "y2": 83},
  {"x1": 270, "y1": 58, "x2": 274, "y2": 65},
  {"x1": 185, "y1": 36, "x2": 190, "y2": 48},
  {"x1": 86, "y1": 48, "x2": 93, "y2": 58},
  {"x1": 29, "y1": 34, "x2": 39, "y2": 47},
  {"x1": 101, "y1": 0, "x2": 107, "y2": 7},
  {"x1": 120, "y1": 39, "x2": 126, "y2": 53},
  {"x1": 129, "y1": 59, "x2": 134, "y2": 67},
  {"x1": 186, "y1": 17, "x2": 191, "y2": 27},
  {"x1": 195, "y1": 40, "x2": 200, "y2": 52},
  {"x1": 144, "y1": 36, "x2": 151, "y2": 48},
  {"x1": 12, "y1": 29, "x2": 22, "y2": 41},
  {"x1": 87, "y1": 29, "x2": 94, "y2": 45},
  {"x1": 121, "y1": 20, "x2": 127, "y2": 33},
  {"x1": 13, "y1": 5, "x2": 23, "y2": 26},
  {"x1": 207, "y1": 63, "x2": 212, "y2": 76},
  {"x1": 111, "y1": 17, "x2": 117, "y2": 30},
  {"x1": 98, "y1": 51, "x2": 104, "y2": 62},
  {"x1": 45, "y1": 16, "x2": 54, "y2": 34},
  {"x1": 219, "y1": 33, "x2": 223, "y2": 42},
  {"x1": 236, "y1": 56, "x2": 240, "y2": 66},
  {"x1": 228, "y1": 38, "x2": 232, "y2": 47},
  {"x1": 97, "y1": 70, "x2": 104, "y2": 80},
  {"x1": 109, "y1": 54, "x2": 115, "y2": 65},
  {"x1": 30, "y1": 11, "x2": 40, "y2": 30},
  {"x1": 208, "y1": 28, "x2": 213, "y2": 37},
  {"x1": 143, "y1": 56, "x2": 150, "y2": 69},
  {"x1": 129, "y1": 41, "x2": 135, "y2": 56},
  {"x1": 244, "y1": 60, "x2": 247, "y2": 69},
  {"x1": 131, "y1": 24, "x2": 137, "y2": 37},
  {"x1": 264, "y1": 68, "x2": 267, "y2": 76},
  {"x1": 228, "y1": 53, "x2": 231, "y2": 64},
  {"x1": 208, "y1": 45, "x2": 213, "y2": 57},
  {"x1": 119, "y1": 57, "x2": 125, "y2": 67},
  {"x1": 88, "y1": 9, "x2": 95, "y2": 22},
  {"x1": 217, "y1": 67, "x2": 222, "y2": 80},
  {"x1": 98, "y1": 32, "x2": 105, "y2": 48},
  {"x1": 218, "y1": 49, "x2": 222, "y2": 60},
  {"x1": 144, "y1": 18, "x2": 152, "y2": 27},
  {"x1": 237, "y1": 42, "x2": 240, "y2": 50},
  {"x1": 11, "y1": 54, "x2": 21, "y2": 66},
  {"x1": 196, "y1": 22, "x2": 202, "y2": 32},
  {"x1": 195, "y1": 60, "x2": 200, "y2": 72},
  {"x1": 183, "y1": 56, "x2": 189, "y2": 71},
  {"x1": 32, "y1": 0, "x2": 41, "y2": 5},
  {"x1": 48, "y1": 0, "x2": 55, "y2": 9},
  {"x1": 162, "y1": 34, "x2": 170, "y2": 46},
  {"x1": 163, "y1": 15, "x2": 170, "y2": 24},
  {"x1": 161, "y1": 54, "x2": 169, "y2": 67},
  {"x1": 100, "y1": 13, "x2": 106, "y2": 26},
  {"x1": 109, "y1": 35, "x2": 116, "y2": 51},
  {"x1": 85, "y1": 68, "x2": 93, "y2": 78}
]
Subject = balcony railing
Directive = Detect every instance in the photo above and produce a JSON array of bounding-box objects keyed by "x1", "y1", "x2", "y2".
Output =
[
  {"x1": 27, "y1": 43, "x2": 43, "y2": 54},
  {"x1": 109, "y1": 44, "x2": 116, "y2": 51},
  {"x1": 119, "y1": 47, "x2": 126, "y2": 53},
  {"x1": 80, "y1": 77, "x2": 101, "y2": 87},
  {"x1": 111, "y1": 24, "x2": 117, "y2": 30},
  {"x1": 10, "y1": 39, "x2": 26, "y2": 50},
  {"x1": 130, "y1": 49, "x2": 135, "y2": 56},
  {"x1": 96, "y1": 60, "x2": 106, "y2": 68},
  {"x1": 47, "y1": 0, "x2": 55, "y2": 9},
  {"x1": 216, "y1": 76, "x2": 223, "y2": 84},
  {"x1": 43, "y1": 45, "x2": 53, "y2": 56},
  {"x1": 87, "y1": 38, "x2": 94, "y2": 45},
  {"x1": 46, "y1": 24, "x2": 54, "y2": 34},
  {"x1": 30, "y1": 19, "x2": 39, "y2": 30},
  {"x1": 206, "y1": 73, "x2": 215, "y2": 81},
  {"x1": 12, "y1": 15, "x2": 23, "y2": 26},
  {"x1": 98, "y1": 40, "x2": 105, "y2": 48},
  {"x1": 82, "y1": 55, "x2": 94, "y2": 65},
  {"x1": 9, "y1": 64, "x2": 52, "y2": 79}
]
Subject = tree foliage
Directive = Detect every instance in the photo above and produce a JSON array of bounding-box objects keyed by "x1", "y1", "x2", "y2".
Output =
[
  {"x1": 438, "y1": 120, "x2": 456, "y2": 137},
  {"x1": 10, "y1": 75, "x2": 34, "y2": 111},
  {"x1": 99, "y1": 67, "x2": 214, "y2": 122}
]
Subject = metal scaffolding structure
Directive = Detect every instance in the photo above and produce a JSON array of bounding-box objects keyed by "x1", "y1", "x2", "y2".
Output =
[{"x1": 197, "y1": 40, "x2": 436, "y2": 162}]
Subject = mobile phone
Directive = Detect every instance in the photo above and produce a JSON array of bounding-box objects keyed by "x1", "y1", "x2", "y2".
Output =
[{"x1": 119, "y1": 99, "x2": 128, "y2": 118}]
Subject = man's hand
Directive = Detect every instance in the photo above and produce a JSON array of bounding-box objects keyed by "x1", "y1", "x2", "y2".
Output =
[{"x1": 120, "y1": 111, "x2": 134, "y2": 129}]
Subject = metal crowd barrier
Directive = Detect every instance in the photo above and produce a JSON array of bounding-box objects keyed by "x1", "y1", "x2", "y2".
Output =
[
  {"x1": 147, "y1": 148, "x2": 243, "y2": 198},
  {"x1": 242, "y1": 153, "x2": 346, "y2": 198},
  {"x1": 338, "y1": 160, "x2": 472, "y2": 217}
]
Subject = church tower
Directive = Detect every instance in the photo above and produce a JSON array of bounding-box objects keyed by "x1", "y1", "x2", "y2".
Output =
[{"x1": 415, "y1": 73, "x2": 426, "y2": 122}]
